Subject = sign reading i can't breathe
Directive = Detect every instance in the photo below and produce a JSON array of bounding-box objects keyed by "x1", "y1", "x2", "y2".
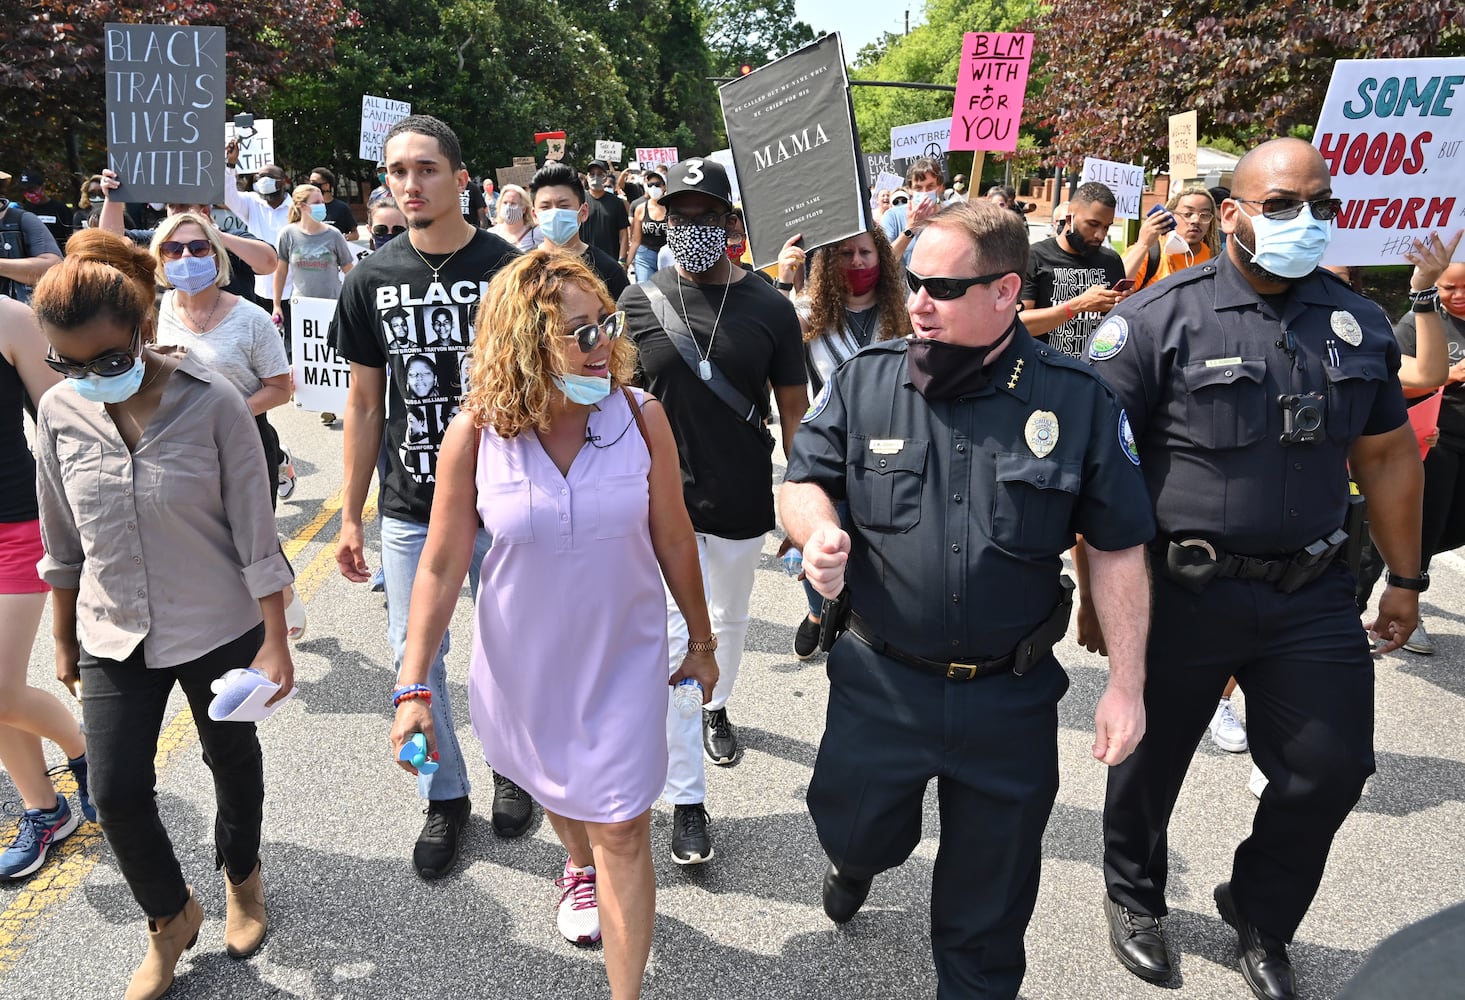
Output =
[
  {"x1": 1314, "y1": 57, "x2": 1465, "y2": 266},
  {"x1": 104, "y1": 23, "x2": 227, "y2": 204},
  {"x1": 949, "y1": 32, "x2": 1032, "y2": 153}
]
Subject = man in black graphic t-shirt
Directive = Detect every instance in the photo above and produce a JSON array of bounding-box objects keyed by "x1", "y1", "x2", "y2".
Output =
[
  {"x1": 331, "y1": 115, "x2": 525, "y2": 881},
  {"x1": 1021, "y1": 182, "x2": 1129, "y2": 359}
]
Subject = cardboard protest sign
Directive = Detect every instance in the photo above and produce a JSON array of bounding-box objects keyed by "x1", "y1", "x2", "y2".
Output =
[
  {"x1": 1314, "y1": 58, "x2": 1465, "y2": 266},
  {"x1": 635, "y1": 147, "x2": 680, "y2": 170},
  {"x1": 595, "y1": 140, "x2": 624, "y2": 163},
  {"x1": 865, "y1": 152, "x2": 895, "y2": 179},
  {"x1": 719, "y1": 33, "x2": 867, "y2": 268},
  {"x1": 512, "y1": 156, "x2": 537, "y2": 167},
  {"x1": 1169, "y1": 111, "x2": 1198, "y2": 180},
  {"x1": 536, "y1": 131, "x2": 567, "y2": 161},
  {"x1": 291, "y1": 296, "x2": 350, "y2": 413},
  {"x1": 495, "y1": 165, "x2": 536, "y2": 191},
  {"x1": 890, "y1": 117, "x2": 951, "y2": 163},
  {"x1": 1080, "y1": 156, "x2": 1144, "y2": 219},
  {"x1": 360, "y1": 95, "x2": 411, "y2": 161},
  {"x1": 224, "y1": 118, "x2": 275, "y2": 174},
  {"x1": 104, "y1": 23, "x2": 226, "y2": 204},
  {"x1": 873, "y1": 171, "x2": 904, "y2": 193},
  {"x1": 949, "y1": 32, "x2": 1031, "y2": 152}
]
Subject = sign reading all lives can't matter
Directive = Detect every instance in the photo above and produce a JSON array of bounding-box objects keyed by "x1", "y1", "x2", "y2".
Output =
[
  {"x1": 949, "y1": 32, "x2": 1031, "y2": 153},
  {"x1": 1313, "y1": 58, "x2": 1465, "y2": 266},
  {"x1": 104, "y1": 23, "x2": 226, "y2": 204},
  {"x1": 360, "y1": 95, "x2": 411, "y2": 161}
]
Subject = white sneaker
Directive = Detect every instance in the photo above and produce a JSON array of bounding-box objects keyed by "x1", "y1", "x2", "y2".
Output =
[
  {"x1": 1403, "y1": 617, "x2": 1436, "y2": 655},
  {"x1": 1208, "y1": 698, "x2": 1249, "y2": 753},
  {"x1": 555, "y1": 860, "x2": 599, "y2": 945},
  {"x1": 1248, "y1": 764, "x2": 1268, "y2": 799},
  {"x1": 277, "y1": 448, "x2": 297, "y2": 501}
]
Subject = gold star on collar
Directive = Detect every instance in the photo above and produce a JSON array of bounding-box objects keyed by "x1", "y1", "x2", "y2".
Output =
[{"x1": 1006, "y1": 358, "x2": 1025, "y2": 390}]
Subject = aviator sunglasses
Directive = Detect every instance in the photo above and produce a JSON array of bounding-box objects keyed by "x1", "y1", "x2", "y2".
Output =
[
  {"x1": 905, "y1": 269, "x2": 1012, "y2": 300},
  {"x1": 46, "y1": 328, "x2": 142, "y2": 379},
  {"x1": 1231, "y1": 197, "x2": 1343, "y2": 222},
  {"x1": 565, "y1": 310, "x2": 626, "y2": 353}
]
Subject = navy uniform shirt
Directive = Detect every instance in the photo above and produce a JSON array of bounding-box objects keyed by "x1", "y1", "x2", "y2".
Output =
[
  {"x1": 786, "y1": 326, "x2": 1155, "y2": 662},
  {"x1": 1086, "y1": 254, "x2": 1408, "y2": 556}
]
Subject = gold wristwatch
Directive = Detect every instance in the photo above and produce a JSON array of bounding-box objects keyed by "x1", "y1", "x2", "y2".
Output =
[{"x1": 687, "y1": 636, "x2": 719, "y2": 653}]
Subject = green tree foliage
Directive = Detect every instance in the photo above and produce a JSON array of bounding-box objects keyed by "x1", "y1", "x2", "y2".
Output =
[
  {"x1": 703, "y1": 0, "x2": 816, "y2": 77},
  {"x1": 1024, "y1": 1, "x2": 1465, "y2": 168}
]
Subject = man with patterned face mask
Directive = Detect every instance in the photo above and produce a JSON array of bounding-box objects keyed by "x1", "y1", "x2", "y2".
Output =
[{"x1": 618, "y1": 156, "x2": 807, "y2": 868}]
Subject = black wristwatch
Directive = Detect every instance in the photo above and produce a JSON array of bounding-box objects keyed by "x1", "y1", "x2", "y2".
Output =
[
  {"x1": 902, "y1": 228, "x2": 915, "y2": 240},
  {"x1": 773, "y1": 279, "x2": 796, "y2": 291},
  {"x1": 1386, "y1": 570, "x2": 1430, "y2": 592}
]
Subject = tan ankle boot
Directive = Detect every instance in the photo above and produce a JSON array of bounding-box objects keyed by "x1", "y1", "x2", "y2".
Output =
[
  {"x1": 125, "y1": 888, "x2": 204, "y2": 1000},
  {"x1": 224, "y1": 861, "x2": 268, "y2": 958}
]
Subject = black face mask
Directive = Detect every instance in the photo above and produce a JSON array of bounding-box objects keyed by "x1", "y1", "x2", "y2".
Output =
[{"x1": 905, "y1": 323, "x2": 1018, "y2": 400}]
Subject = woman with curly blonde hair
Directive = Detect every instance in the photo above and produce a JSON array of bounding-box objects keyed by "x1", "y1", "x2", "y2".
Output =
[{"x1": 390, "y1": 250, "x2": 715, "y2": 999}]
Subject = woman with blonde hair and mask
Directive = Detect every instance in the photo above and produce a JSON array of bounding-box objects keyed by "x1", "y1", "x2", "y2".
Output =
[
  {"x1": 487, "y1": 183, "x2": 543, "y2": 250},
  {"x1": 271, "y1": 184, "x2": 354, "y2": 372},
  {"x1": 390, "y1": 251, "x2": 715, "y2": 998}
]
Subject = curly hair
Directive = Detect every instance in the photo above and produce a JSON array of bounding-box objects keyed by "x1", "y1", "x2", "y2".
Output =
[
  {"x1": 464, "y1": 250, "x2": 637, "y2": 438},
  {"x1": 804, "y1": 227, "x2": 911, "y2": 344}
]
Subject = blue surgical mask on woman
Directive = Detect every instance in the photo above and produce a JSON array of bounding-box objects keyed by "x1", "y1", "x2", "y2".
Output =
[
  {"x1": 1241, "y1": 208, "x2": 1333, "y2": 279},
  {"x1": 538, "y1": 208, "x2": 581, "y2": 246},
  {"x1": 309, "y1": 203, "x2": 328, "y2": 222},
  {"x1": 553, "y1": 372, "x2": 611, "y2": 405},
  {"x1": 69, "y1": 352, "x2": 147, "y2": 404},
  {"x1": 164, "y1": 255, "x2": 218, "y2": 294}
]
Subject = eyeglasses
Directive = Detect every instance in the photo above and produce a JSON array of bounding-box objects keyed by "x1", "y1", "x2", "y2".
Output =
[
  {"x1": 371, "y1": 224, "x2": 407, "y2": 237},
  {"x1": 905, "y1": 270, "x2": 1012, "y2": 300},
  {"x1": 565, "y1": 311, "x2": 625, "y2": 353},
  {"x1": 1232, "y1": 197, "x2": 1343, "y2": 222},
  {"x1": 1175, "y1": 210, "x2": 1214, "y2": 222},
  {"x1": 667, "y1": 211, "x2": 729, "y2": 228},
  {"x1": 46, "y1": 328, "x2": 142, "y2": 379},
  {"x1": 891, "y1": 196, "x2": 910, "y2": 206},
  {"x1": 158, "y1": 239, "x2": 215, "y2": 260}
]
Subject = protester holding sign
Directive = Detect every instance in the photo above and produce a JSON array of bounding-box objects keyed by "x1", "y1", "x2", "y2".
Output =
[
  {"x1": 224, "y1": 143, "x2": 291, "y2": 304},
  {"x1": 1020, "y1": 182, "x2": 1128, "y2": 360}
]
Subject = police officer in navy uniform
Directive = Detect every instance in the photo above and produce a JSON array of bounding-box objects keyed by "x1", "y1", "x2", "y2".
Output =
[
  {"x1": 781, "y1": 200, "x2": 1155, "y2": 999},
  {"x1": 1087, "y1": 138, "x2": 1426, "y2": 1000}
]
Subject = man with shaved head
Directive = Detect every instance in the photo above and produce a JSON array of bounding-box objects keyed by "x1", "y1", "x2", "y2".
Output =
[{"x1": 1084, "y1": 137, "x2": 1428, "y2": 1000}]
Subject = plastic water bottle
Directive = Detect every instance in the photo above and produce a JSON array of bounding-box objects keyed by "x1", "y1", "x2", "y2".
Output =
[
  {"x1": 672, "y1": 678, "x2": 703, "y2": 718},
  {"x1": 781, "y1": 547, "x2": 803, "y2": 577}
]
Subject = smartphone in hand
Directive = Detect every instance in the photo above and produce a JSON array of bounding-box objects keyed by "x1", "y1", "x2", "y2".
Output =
[
  {"x1": 1147, "y1": 203, "x2": 1177, "y2": 232},
  {"x1": 1111, "y1": 278, "x2": 1136, "y2": 293}
]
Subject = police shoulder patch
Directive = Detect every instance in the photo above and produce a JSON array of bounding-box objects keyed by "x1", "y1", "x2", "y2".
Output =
[
  {"x1": 1089, "y1": 316, "x2": 1129, "y2": 361},
  {"x1": 1119, "y1": 410, "x2": 1140, "y2": 465},
  {"x1": 803, "y1": 381, "x2": 832, "y2": 424}
]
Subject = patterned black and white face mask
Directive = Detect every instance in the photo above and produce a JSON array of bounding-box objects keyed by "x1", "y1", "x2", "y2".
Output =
[{"x1": 666, "y1": 223, "x2": 727, "y2": 273}]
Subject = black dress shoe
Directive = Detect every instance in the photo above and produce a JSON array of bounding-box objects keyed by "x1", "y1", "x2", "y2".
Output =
[
  {"x1": 1104, "y1": 894, "x2": 1173, "y2": 982},
  {"x1": 1214, "y1": 882, "x2": 1297, "y2": 1000},
  {"x1": 822, "y1": 864, "x2": 873, "y2": 924}
]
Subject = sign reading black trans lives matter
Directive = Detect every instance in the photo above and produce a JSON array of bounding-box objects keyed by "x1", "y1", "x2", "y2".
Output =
[
  {"x1": 720, "y1": 34, "x2": 867, "y2": 269},
  {"x1": 104, "y1": 23, "x2": 227, "y2": 204}
]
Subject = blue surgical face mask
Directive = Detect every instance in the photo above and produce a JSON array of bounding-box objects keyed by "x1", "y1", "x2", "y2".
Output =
[
  {"x1": 1240, "y1": 207, "x2": 1333, "y2": 280},
  {"x1": 309, "y1": 203, "x2": 328, "y2": 222},
  {"x1": 553, "y1": 372, "x2": 611, "y2": 405},
  {"x1": 539, "y1": 207, "x2": 581, "y2": 246},
  {"x1": 164, "y1": 254, "x2": 218, "y2": 294},
  {"x1": 68, "y1": 351, "x2": 147, "y2": 404}
]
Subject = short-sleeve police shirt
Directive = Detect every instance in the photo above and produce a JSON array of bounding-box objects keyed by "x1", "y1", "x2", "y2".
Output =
[
  {"x1": 1085, "y1": 255, "x2": 1407, "y2": 555},
  {"x1": 786, "y1": 328, "x2": 1154, "y2": 661}
]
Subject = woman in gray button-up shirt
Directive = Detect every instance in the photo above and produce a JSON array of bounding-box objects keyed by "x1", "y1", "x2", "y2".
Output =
[{"x1": 30, "y1": 230, "x2": 294, "y2": 998}]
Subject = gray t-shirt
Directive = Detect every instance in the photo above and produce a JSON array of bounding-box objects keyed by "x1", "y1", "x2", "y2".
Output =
[
  {"x1": 275, "y1": 224, "x2": 353, "y2": 300},
  {"x1": 157, "y1": 293, "x2": 289, "y2": 399}
]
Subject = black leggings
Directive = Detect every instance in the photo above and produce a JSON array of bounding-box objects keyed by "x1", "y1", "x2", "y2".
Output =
[
  {"x1": 1421, "y1": 441, "x2": 1465, "y2": 573},
  {"x1": 255, "y1": 413, "x2": 281, "y2": 510}
]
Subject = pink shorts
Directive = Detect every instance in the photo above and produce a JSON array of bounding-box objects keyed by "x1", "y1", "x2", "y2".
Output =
[{"x1": 0, "y1": 520, "x2": 50, "y2": 594}]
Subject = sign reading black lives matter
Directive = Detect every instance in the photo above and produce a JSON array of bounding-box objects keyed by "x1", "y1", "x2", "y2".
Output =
[
  {"x1": 105, "y1": 23, "x2": 227, "y2": 204},
  {"x1": 720, "y1": 34, "x2": 867, "y2": 269}
]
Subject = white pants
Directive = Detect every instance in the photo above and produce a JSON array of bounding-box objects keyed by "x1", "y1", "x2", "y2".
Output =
[{"x1": 662, "y1": 532, "x2": 764, "y2": 805}]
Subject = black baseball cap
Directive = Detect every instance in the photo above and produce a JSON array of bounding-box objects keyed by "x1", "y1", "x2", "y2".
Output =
[
  {"x1": 17, "y1": 171, "x2": 42, "y2": 187},
  {"x1": 661, "y1": 158, "x2": 733, "y2": 212},
  {"x1": 588, "y1": 159, "x2": 612, "y2": 173}
]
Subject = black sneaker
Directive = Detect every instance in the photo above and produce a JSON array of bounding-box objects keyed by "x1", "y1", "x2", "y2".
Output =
[
  {"x1": 794, "y1": 615, "x2": 821, "y2": 659},
  {"x1": 670, "y1": 803, "x2": 714, "y2": 865},
  {"x1": 702, "y1": 706, "x2": 738, "y2": 765},
  {"x1": 413, "y1": 796, "x2": 470, "y2": 880},
  {"x1": 491, "y1": 773, "x2": 533, "y2": 838}
]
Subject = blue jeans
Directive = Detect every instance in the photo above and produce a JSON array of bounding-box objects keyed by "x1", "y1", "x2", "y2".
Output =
[
  {"x1": 634, "y1": 245, "x2": 661, "y2": 284},
  {"x1": 381, "y1": 515, "x2": 491, "y2": 801}
]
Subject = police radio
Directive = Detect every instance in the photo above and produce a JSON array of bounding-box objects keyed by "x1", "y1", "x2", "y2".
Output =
[{"x1": 1278, "y1": 392, "x2": 1326, "y2": 445}]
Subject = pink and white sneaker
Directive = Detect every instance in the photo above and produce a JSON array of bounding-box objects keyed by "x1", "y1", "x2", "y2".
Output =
[{"x1": 554, "y1": 859, "x2": 600, "y2": 945}]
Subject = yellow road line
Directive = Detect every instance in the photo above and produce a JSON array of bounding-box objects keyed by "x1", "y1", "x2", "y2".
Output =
[{"x1": 0, "y1": 483, "x2": 375, "y2": 976}]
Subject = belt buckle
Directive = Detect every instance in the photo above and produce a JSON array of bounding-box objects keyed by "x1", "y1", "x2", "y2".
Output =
[{"x1": 946, "y1": 662, "x2": 978, "y2": 681}]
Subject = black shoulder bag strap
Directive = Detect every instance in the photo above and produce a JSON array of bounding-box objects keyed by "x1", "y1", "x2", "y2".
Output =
[{"x1": 640, "y1": 281, "x2": 763, "y2": 430}]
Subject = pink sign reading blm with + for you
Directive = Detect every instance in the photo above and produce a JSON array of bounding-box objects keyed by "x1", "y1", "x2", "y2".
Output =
[{"x1": 950, "y1": 32, "x2": 1032, "y2": 153}]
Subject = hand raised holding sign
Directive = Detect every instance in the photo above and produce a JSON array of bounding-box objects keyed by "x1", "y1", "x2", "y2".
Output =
[
  {"x1": 776, "y1": 234, "x2": 805, "y2": 291},
  {"x1": 1404, "y1": 229, "x2": 1463, "y2": 291}
]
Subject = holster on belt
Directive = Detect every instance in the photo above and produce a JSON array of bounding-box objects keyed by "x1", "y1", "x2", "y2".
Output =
[
  {"x1": 1013, "y1": 574, "x2": 1076, "y2": 675},
  {"x1": 1165, "y1": 539, "x2": 1222, "y2": 594},
  {"x1": 1342, "y1": 490, "x2": 1368, "y2": 580},
  {"x1": 818, "y1": 587, "x2": 852, "y2": 653}
]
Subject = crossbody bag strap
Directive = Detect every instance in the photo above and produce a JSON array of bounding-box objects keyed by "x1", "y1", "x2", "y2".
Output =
[
  {"x1": 620, "y1": 385, "x2": 652, "y2": 454},
  {"x1": 640, "y1": 281, "x2": 763, "y2": 429}
]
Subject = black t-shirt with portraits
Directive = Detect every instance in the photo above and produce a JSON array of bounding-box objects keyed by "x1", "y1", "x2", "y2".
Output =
[{"x1": 331, "y1": 228, "x2": 519, "y2": 522}]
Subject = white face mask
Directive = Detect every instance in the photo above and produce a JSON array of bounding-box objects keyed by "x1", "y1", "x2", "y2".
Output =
[
  {"x1": 255, "y1": 176, "x2": 278, "y2": 196},
  {"x1": 1163, "y1": 230, "x2": 1191, "y2": 256},
  {"x1": 646, "y1": 185, "x2": 664, "y2": 200}
]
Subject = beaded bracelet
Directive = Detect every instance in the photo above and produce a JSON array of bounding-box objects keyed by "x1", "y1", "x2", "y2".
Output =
[
  {"x1": 392, "y1": 683, "x2": 432, "y2": 708},
  {"x1": 1408, "y1": 286, "x2": 1439, "y2": 304}
]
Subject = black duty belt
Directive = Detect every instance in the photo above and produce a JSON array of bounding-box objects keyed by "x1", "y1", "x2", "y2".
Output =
[
  {"x1": 1154, "y1": 529, "x2": 1349, "y2": 594},
  {"x1": 846, "y1": 576, "x2": 1075, "y2": 681}
]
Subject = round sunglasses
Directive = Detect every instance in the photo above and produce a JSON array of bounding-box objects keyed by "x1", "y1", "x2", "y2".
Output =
[{"x1": 565, "y1": 311, "x2": 626, "y2": 353}]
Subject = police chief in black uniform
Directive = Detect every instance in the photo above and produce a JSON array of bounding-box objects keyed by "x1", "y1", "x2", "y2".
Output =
[
  {"x1": 781, "y1": 201, "x2": 1156, "y2": 999},
  {"x1": 1087, "y1": 138, "x2": 1426, "y2": 1000}
]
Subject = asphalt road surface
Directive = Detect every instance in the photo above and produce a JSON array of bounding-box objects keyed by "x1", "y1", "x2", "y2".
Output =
[{"x1": 3, "y1": 402, "x2": 1462, "y2": 999}]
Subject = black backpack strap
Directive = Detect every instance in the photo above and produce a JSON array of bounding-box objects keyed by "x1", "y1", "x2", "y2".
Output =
[
  {"x1": 640, "y1": 281, "x2": 763, "y2": 429},
  {"x1": 1139, "y1": 242, "x2": 1161, "y2": 288}
]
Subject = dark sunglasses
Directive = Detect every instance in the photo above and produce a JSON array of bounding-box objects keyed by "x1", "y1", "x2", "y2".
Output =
[
  {"x1": 1232, "y1": 197, "x2": 1343, "y2": 222},
  {"x1": 891, "y1": 195, "x2": 910, "y2": 206},
  {"x1": 905, "y1": 270, "x2": 1012, "y2": 300},
  {"x1": 158, "y1": 239, "x2": 215, "y2": 260},
  {"x1": 371, "y1": 224, "x2": 407, "y2": 237},
  {"x1": 565, "y1": 311, "x2": 625, "y2": 353},
  {"x1": 46, "y1": 328, "x2": 142, "y2": 379}
]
